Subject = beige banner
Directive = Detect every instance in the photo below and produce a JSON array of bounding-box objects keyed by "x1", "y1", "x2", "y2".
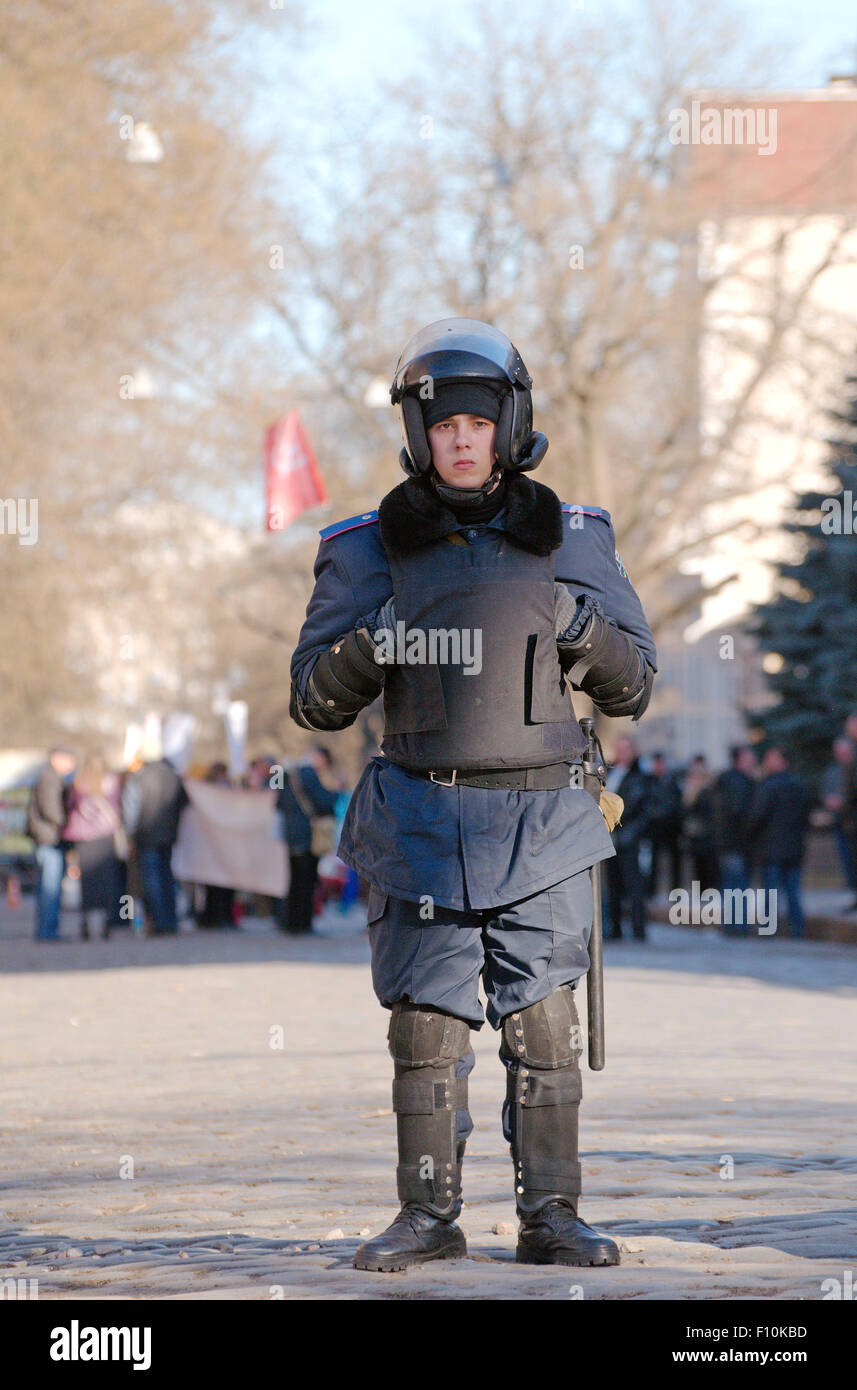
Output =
[{"x1": 173, "y1": 781, "x2": 288, "y2": 897}]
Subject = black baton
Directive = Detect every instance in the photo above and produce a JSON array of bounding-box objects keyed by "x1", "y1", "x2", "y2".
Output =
[{"x1": 579, "y1": 716, "x2": 607, "y2": 1071}]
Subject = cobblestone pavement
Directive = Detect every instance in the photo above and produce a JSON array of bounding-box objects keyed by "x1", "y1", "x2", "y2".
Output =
[{"x1": 1, "y1": 898, "x2": 855, "y2": 1300}]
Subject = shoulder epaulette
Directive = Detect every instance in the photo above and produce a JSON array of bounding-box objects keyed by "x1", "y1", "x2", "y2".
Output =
[
  {"x1": 561, "y1": 503, "x2": 612, "y2": 524},
  {"x1": 561, "y1": 504, "x2": 630, "y2": 579},
  {"x1": 319, "y1": 510, "x2": 379, "y2": 541}
]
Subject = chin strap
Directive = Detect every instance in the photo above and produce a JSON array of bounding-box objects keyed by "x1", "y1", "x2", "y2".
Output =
[{"x1": 430, "y1": 466, "x2": 504, "y2": 509}]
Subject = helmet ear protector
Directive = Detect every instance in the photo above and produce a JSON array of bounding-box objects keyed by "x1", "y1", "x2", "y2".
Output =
[
  {"x1": 390, "y1": 318, "x2": 548, "y2": 476},
  {"x1": 398, "y1": 393, "x2": 432, "y2": 476}
]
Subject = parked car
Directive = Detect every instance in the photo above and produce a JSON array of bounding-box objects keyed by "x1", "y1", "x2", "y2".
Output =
[{"x1": 0, "y1": 750, "x2": 44, "y2": 893}]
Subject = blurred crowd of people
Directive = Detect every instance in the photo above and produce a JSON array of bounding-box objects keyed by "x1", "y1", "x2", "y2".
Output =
[
  {"x1": 603, "y1": 718, "x2": 857, "y2": 941},
  {"x1": 26, "y1": 718, "x2": 856, "y2": 945},
  {"x1": 27, "y1": 733, "x2": 355, "y2": 942}
]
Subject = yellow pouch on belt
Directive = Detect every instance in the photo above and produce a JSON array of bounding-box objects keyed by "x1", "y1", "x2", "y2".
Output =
[{"x1": 599, "y1": 790, "x2": 624, "y2": 832}]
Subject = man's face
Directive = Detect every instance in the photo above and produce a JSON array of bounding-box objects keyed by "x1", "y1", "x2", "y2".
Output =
[
  {"x1": 310, "y1": 749, "x2": 331, "y2": 776},
  {"x1": 613, "y1": 736, "x2": 635, "y2": 766},
  {"x1": 51, "y1": 752, "x2": 75, "y2": 779},
  {"x1": 427, "y1": 414, "x2": 497, "y2": 489},
  {"x1": 763, "y1": 748, "x2": 786, "y2": 775},
  {"x1": 737, "y1": 747, "x2": 757, "y2": 775}
]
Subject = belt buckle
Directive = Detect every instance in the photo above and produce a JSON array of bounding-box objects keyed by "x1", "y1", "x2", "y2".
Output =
[{"x1": 429, "y1": 769, "x2": 457, "y2": 786}]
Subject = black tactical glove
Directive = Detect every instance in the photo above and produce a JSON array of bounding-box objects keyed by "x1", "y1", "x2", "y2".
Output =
[
  {"x1": 556, "y1": 587, "x2": 653, "y2": 720},
  {"x1": 290, "y1": 623, "x2": 388, "y2": 731}
]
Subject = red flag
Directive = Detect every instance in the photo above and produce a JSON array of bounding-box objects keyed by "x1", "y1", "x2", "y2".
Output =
[{"x1": 264, "y1": 410, "x2": 328, "y2": 531}]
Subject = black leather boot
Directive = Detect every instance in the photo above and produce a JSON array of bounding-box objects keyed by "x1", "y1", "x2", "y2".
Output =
[
  {"x1": 354, "y1": 1002, "x2": 471, "y2": 1273},
  {"x1": 517, "y1": 1199, "x2": 620, "y2": 1266},
  {"x1": 353, "y1": 1204, "x2": 466, "y2": 1272},
  {"x1": 501, "y1": 987, "x2": 621, "y2": 1269}
]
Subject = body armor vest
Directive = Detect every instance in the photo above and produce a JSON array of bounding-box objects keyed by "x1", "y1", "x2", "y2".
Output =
[{"x1": 378, "y1": 529, "x2": 586, "y2": 770}]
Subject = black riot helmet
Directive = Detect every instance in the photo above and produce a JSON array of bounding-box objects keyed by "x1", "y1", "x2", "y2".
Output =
[{"x1": 389, "y1": 318, "x2": 548, "y2": 477}]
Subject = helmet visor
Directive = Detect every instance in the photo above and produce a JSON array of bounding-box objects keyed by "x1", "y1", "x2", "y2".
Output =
[{"x1": 391, "y1": 318, "x2": 531, "y2": 402}]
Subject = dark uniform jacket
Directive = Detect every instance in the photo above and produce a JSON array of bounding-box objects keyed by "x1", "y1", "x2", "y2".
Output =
[
  {"x1": 291, "y1": 473, "x2": 657, "y2": 910},
  {"x1": 711, "y1": 768, "x2": 756, "y2": 854},
  {"x1": 648, "y1": 771, "x2": 683, "y2": 837},
  {"x1": 749, "y1": 771, "x2": 814, "y2": 864},
  {"x1": 842, "y1": 756, "x2": 857, "y2": 837},
  {"x1": 609, "y1": 760, "x2": 652, "y2": 852},
  {"x1": 122, "y1": 759, "x2": 188, "y2": 849}
]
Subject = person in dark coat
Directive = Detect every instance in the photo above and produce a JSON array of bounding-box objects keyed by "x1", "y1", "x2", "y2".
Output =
[
  {"x1": 62, "y1": 754, "x2": 123, "y2": 941},
  {"x1": 122, "y1": 737, "x2": 188, "y2": 935},
  {"x1": 247, "y1": 754, "x2": 280, "y2": 919},
  {"x1": 28, "y1": 746, "x2": 76, "y2": 940},
  {"x1": 830, "y1": 728, "x2": 857, "y2": 911},
  {"x1": 603, "y1": 735, "x2": 652, "y2": 941},
  {"x1": 711, "y1": 744, "x2": 758, "y2": 934},
  {"x1": 275, "y1": 745, "x2": 341, "y2": 935},
  {"x1": 289, "y1": 318, "x2": 657, "y2": 1272},
  {"x1": 682, "y1": 755, "x2": 718, "y2": 894},
  {"x1": 643, "y1": 751, "x2": 682, "y2": 897},
  {"x1": 748, "y1": 746, "x2": 814, "y2": 938}
]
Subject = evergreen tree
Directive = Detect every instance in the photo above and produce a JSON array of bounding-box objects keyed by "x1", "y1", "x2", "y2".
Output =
[{"x1": 749, "y1": 371, "x2": 857, "y2": 782}]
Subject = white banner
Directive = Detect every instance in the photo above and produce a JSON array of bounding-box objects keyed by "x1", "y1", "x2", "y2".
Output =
[
  {"x1": 224, "y1": 700, "x2": 248, "y2": 780},
  {"x1": 173, "y1": 781, "x2": 288, "y2": 897},
  {"x1": 163, "y1": 711, "x2": 194, "y2": 774}
]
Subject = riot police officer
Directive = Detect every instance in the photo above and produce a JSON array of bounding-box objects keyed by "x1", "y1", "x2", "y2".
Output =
[{"x1": 290, "y1": 319, "x2": 656, "y2": 1272}]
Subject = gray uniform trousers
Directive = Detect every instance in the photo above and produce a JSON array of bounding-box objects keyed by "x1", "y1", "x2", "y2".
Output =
[{"x1": 367, "y1": 868, "x2": 593, "y2": 1151}]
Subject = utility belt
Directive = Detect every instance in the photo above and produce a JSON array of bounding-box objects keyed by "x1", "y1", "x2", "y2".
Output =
[{"x1": 405, "y1": 761, "x2": 575, "y2": 791}]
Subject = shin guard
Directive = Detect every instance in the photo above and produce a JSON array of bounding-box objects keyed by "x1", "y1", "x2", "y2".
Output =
[
  {"x1": 501, "y1": 986, "x2": 584, "y2": 1217},
  {"x1": 388, "y1": 1001, "x2": 471, "y2": 1219}
]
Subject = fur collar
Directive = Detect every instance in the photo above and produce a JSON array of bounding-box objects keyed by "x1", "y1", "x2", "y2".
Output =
[{"x1": 378, "y1": 472, "x2": 563, "y2": 557}]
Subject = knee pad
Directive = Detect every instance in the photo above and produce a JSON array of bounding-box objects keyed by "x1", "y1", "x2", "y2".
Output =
[
  {"x1": 388, "y1": 1001, "x2": 470, "y2": 1068},
  {"x1": 501, "y1": 985, "x2": 583, "y2": 1071}
]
